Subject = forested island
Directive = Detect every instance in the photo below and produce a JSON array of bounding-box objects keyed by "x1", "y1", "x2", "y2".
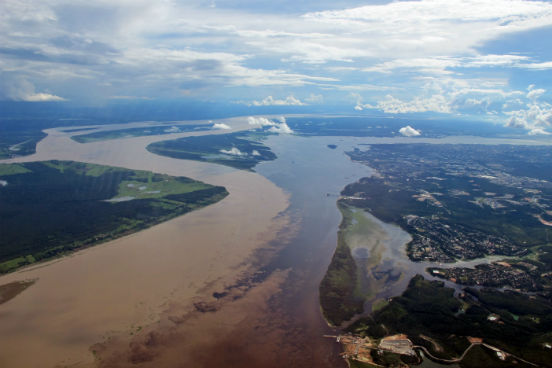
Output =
[
  {"x1": 71, "y1": 123, "x2": 210, "y2": 143},
  {"x1": 147, "y1": 132, "x2": 276, "y2": 170},
  {"x1": 0, "y1": 160, "x2": 228, "y2": 273}
]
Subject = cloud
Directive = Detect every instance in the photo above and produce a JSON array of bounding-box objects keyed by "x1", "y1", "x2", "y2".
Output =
[
  {"x1": 377, "y1": 94, "x2": 452, "y2": 114},
  {"x1": 248, "y1": 116, "x2": 276, "y2": 128},
  {"x1": 220, "y1": 147, "x2": 245, "y2": 156},
  {"x1": 363, "y1": 55, "x2": 533, "y2": 75},
  {"x1": 109, "y1": 95, "x2": 154, "y2": 100},
  {"x1": 0, "y1": 76, "x2": 66, "y2": 101},
  {"x1": 528, "y1": 128, "x2": 551, "y2": 136},
  {"x1": 505, "y1": 99, "x2": 552, "y2": 133},
  {"x1": 268, "y1": 122, "x2": 294, "y2": 134},
  {"x1": 518, "y1": 61, "x2": 552, "y2": 70},
  {"x1": 249, "y1": 95, "x2": 305, "y2": 106},
  {"x1": 24, "y1": 93, "x2": 66, "y2": 102},
  {"x1": 247, "y1": 116, "x2": 293, "y2": 134},
  {"x1": 354, "y1": 103, "x2": 375, "y2": 111},
  {"x1": 305, "y1": 93, "x2": 323, "y2": 103},
  {"x1": 527, "y1": 87, "x2": 546, "y2": 100},
  {"x1": 399, "y1": 125, "x2": 422, "y2": 137},
  {"x1": 353, "y1": 77, "x2": 535, "y2": 121},
  {"x1": 351, "y1": 93, "x2": 375, "y2": 111},
  {"x1": 164, "y1": 126, "x2": 180, "y2": 133},
  {"x1": 2, "y1": 0, "x2": 552, "y2": 109},
  {"x1": 212, "y1": 122, "x2": 231, "y2": 130}
]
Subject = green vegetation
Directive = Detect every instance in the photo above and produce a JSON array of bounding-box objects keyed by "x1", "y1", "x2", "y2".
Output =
[
  {"x1": 323, "y1": 143, "x2": 552, "y2": 366},
  {"x1": 459, "y1": 345, "x2": 535, "y2": 368},
  {"x1": 348, "y1": 276, "x2": 552, "y2": 367},
  {"x1": 320, "y1": 203, "x2": 405, "y2": 325},
  {"x1": 320, "y1": 204, "x2": 368, "y2": 326},
  {"x1": 342, "y1": 144, "x2": 552, "y2": 263},
  {"x1": 0, "y1": 129, "x2": 46, "y2": 159},
  {"x1": 342, "y1": 176, "x2": 546, "y2": 250},
  {"x1": 0, "y1": 164, "x2": 31, "y2": 176},
  {"x1": 146, "y1": 132, "x2": 276, "y2": 170},
  {"x1": 71, "y1": 124, "x2": 210, "y2": 143},
  {"x1": 0, "y1": 160, "x2": 228, "y2": 273}
]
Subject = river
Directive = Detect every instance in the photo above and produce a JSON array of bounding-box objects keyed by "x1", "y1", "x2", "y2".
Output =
[{"x1": 0, "y1": 119, "x2": 550, "y2": 367}]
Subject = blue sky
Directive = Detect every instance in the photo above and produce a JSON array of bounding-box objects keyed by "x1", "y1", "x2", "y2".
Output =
[{"x1": 1, "y1": 0, "x2": 552, "y2": 134}]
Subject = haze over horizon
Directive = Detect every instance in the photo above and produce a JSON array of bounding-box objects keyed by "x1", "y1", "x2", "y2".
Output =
[{"x1": 1, "y1": 0, "x2": 552, "y2": 135}]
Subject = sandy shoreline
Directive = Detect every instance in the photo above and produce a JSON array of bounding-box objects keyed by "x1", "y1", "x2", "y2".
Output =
[{"x1": 0, "y1": 117, "x2": 291, "y2": 367}]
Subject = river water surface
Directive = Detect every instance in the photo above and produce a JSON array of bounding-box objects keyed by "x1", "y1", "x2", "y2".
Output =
[{"x1": 1, "y1": 120, "x2": 550, "y2": 367}]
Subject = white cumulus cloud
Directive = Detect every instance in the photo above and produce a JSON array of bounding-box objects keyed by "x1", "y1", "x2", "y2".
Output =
[
  {"x1": 0, "y1": 77, "x2": 66, "y2": 102},
  {"x1": 248, "y1": 116, "x2": 276, "y2": 128},
  {"x1": 212, "y1": 122, "x2": 231, "y2": 130},
  {"x1": 505, "y1": 99, "x2": 552, "y2": 134},
  {"x1": 24, "y1": 93, "x2": 66, "y2": 102},
  {"x1": 268, "y1": 122, "x2": 294, "y2": 134},
  {"x1": 378, "y1": 94, "x2": 452, "y2": 114},
  {"x1": 527, "y1": 86, "x2": 546, "y2": 100},
  {"x1": 247, "y1": 116, "x2": 293, "y2": 134},
  {"x1": 399, "y1": 125, "x2": 422, "y2": 137},
  {"x1": 164, "y1": 126, "x2": 180, "y2": 133},
  {"x1": 249, "y1": 95, "x2": 305, "y2": 106},
  {"x1": 220, "y1": 147, "x2": 245, "y2": 156},
  {"x1": 528, "y1": 128, "x2": 551, "y2": 136}
]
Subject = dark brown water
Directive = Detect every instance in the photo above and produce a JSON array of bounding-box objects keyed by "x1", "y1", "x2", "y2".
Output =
[{"x1": 94, "y1": 135, "x2": 373, "y2": 368}]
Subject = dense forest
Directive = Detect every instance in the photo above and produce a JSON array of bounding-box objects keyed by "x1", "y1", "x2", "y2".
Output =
[
  {"x1": 0, "y1": 161, "x2": 228, "y2": 273},
  {"x1": 147, "y1": 132, "x2": 276, "y2": 170}
]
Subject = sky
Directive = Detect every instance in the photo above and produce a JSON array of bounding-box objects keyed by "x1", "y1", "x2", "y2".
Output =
[{"x1": 1, "y1": 0, "x2": 552, "y2": 134}]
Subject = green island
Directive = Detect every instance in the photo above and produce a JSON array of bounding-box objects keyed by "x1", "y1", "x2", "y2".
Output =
[
  {"x1": 0, "y1": 129, "x2": 46, "y2": 159},
  {"x1": 71, "y1": 123, "x2": 211, "y2": 143},
  {"x1": 320, "y1": 203, "x2": 395, "y2": 326},
  {"x1": 320, "y1": 143, "x2": 552, "y2": 367},
  {"x1": 0, "y1": 160, "x2": 228, "y2": 273},
  {"x1": 146, "y1": 131, "x2": 276, "y2": 170}
]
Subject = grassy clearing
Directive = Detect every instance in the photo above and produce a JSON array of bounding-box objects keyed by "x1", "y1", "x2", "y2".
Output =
[
  {"x1": 342, "y1": 205, "x2": 387, "y2": 266},
  {"x1": 340, "y1": 204, "x2": 389, "y2": 302},
  {"x1": 115, "y1": 178, "x2": 210, "y2": 200},
  {"x1": 0, "y1": 164, "x2": 31, "y2": 176}
]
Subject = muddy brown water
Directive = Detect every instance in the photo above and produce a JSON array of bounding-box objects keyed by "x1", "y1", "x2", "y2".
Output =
[
  {"x1": 0, "y1": 118, "x2": 347, "y2": 367},
  {"x1": 4, "y1": 120, "x2": 544, "y2": 367}
]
